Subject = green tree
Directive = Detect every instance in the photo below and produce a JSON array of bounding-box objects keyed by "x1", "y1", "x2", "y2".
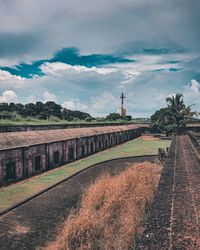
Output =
[
  {"x1": 106, "y1": 113, "x2": 121, "y2": 120},
  {"x1": 9, "y1": 103, "x2": 17, "y2": 112},
  {"x1": 0, "y1": 100, "x2": 93, "y2": 121},
  {"x1": 24, "y1": 103, "x2": 38, "y2": 117},
  {"x1": 150, "y1": 107, "x2": 173, "y2": 135},
  {"x1": 61, "y1": 108, "x2": 91, "y2": 121},
  {"x1": 0, "y1": 103, "x2": 10, "y2": 112},
  {"x1": 43, "y1": 101, "x2": 62, "y2": 119},
  {"x1": 35, "y1": 102, "x2": 44, "y2": 116},
  {"x1": 15, "y1": 103, "x2": 25, "y2": 116},
  {"x1": 166, "y1": 93, "x2": 198, "y2": 133},
  {"x1": 151, "y1": 93, "x2": 198, "y2": 135}
]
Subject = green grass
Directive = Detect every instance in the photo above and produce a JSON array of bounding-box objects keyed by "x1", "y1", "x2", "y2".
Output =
[
  {"x1": 0, "y1": 138, "x2": 170, "y2": 212},
  {"x1": 0, "y1": 119, "x2": 130, "y2": 126},
  {"x1": 0, "y1": 118, "x2": 149, "y2": 126}
]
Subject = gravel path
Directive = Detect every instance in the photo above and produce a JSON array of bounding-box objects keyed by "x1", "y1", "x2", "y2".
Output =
[
  {"x1": 139, "y1": 135, "x2": 200, "y2": 250},
  {"x1": 0, "y1": 156, "x2": 156, "y2": 250}
]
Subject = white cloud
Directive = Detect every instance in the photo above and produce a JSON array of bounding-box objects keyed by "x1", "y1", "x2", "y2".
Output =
[
  {"x1": 40, "y1": 62, "x2": 117, "y2": 76},
  {"x1": 26, "y1": 94, "x2": 37, "y2": 103},
  {"x1": 0, "y1": 69, "x2": 24, "y2": 81},
  {"x1": 62, "y1": 101, "x2": 76, "y2": 110},
  {"x1": 0, "y1": 90, "x2": 18, "y2": 103},
  {"x1": 167, "y1": 93, "x2": 176, "y2": 98},
  {"x1": 183, "y1": 79, "x2": 200, "y2": 107},
  {"x1": 62, "y1": 99, "x2": 88, "y2": 111},
  {"x1": 116, "y1": 54, "x2": 183, "y2": 87},
  {"x1": 43, "y1": 91, "x2": 57, "y2": 102},
  {"x1": 120, "y1": 70, "x2": 140, "y2": 87},
  {"x1": 91, "y1": 92, "x2": 119, "y2": 116},
  {"x1": 190, "y1": 79, "x2": 200, "y2": 93}
]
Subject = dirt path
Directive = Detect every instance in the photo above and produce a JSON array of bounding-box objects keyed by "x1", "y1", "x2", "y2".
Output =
[
  {"x1": 139, "y1": 135, "x2": 200, "y2": 249},
  {"x1": 0, "y1": 156, "x2": 156, "y2": 250}
]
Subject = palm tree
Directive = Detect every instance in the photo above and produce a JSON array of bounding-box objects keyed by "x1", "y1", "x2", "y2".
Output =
[
  {"x1": 166, "y1": 93, "x2": 198, "y2": 134},
  {"x1": 150, "y1": 107, "x2": 173, "y2": 136}
]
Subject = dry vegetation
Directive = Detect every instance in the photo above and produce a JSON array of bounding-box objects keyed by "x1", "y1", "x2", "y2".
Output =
[{"x1": 46, "y1": 162, "x2": 162, "y2": 250}]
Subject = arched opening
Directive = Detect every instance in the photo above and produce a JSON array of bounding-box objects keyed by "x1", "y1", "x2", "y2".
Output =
[
  {"x1": 115, "y1": 135, "x2": 118, "y2": 144},
  {"x1": 90, "y1": 142, "x2": 94, "y2": 154},
  {"x1": 110, "y1": 138, "x2": 113, "y2": 146},
  {"x1": 68, "y1": 147, "x2": 74, "y2": 161},
  {"x1": 5, "y1": 161, "x2": 16, "y2": 181},
  {"x1": 54, "y1": 151, "x2": 59, "y2": 165},
  {"x1": 81, "y1": 145, "x2": 85, "y2": 157},
  {"x1": 35, "y1": 155, "x2": 41, "y2": 171},
  {"x1": 105, "y1": 139, "x2": 108, "y2": 148},
  {"x1": 98, "y1": 141, "x2": 102, "y2": 150}
]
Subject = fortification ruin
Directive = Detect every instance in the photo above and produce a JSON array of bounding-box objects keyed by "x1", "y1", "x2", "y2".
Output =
[{"x1": 0, "y1": 125, "x2": 143, "y2": 186}]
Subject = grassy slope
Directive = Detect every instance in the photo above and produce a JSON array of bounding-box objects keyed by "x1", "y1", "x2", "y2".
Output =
[{"x1": 0, "y1": 138, "x2": 170, "y2": 212}]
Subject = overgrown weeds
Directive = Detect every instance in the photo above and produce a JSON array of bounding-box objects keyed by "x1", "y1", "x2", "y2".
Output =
[{"x1": 46, "y1": 162, "x2": 162, "y2": 250}]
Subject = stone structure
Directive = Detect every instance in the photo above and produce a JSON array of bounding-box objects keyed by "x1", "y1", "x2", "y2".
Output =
[
  {"x1": 0, "y1": 122, "x2": 138, "y2": 133},
  {"x1": 0, "y1": 125, "x2": 142, "y2": 186},
  {"x1": 119, "y1": 92, "x2": 126, "y2": 118}
]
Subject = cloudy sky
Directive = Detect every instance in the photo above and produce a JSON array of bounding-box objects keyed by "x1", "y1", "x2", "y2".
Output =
[{"x1": 0, "y1": 0, "x2": 200, "y2": 117}]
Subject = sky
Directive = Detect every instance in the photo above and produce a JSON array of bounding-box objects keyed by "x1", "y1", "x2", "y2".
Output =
[{"x1": 0, "y1": 0, "x2": 200, "y2": 117}]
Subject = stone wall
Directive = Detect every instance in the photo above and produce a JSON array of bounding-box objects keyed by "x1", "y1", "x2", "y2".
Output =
[
  {"x1": 0, "y1": 127, "x2": 141, "y2": 186},
  {"x1": 0, "y1": 123, "x2": 147, "y2": 133},
  {"x1": 187, "y1": 131, "x2": 200, "y2": 155}
]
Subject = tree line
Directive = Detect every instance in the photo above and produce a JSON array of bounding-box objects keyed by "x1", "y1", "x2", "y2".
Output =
[{"x1": 0, "y1": 101, "x2": 92, "y2": 121}]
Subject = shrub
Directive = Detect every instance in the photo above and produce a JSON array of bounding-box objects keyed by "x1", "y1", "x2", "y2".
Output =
[{"x1": 48, "y1": 116, "x2": 61, "y2": 122}]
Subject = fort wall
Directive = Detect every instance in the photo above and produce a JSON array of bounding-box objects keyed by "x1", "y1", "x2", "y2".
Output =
[
  {"x1": 0, "y1": 123, "x2": 149, "y2": 133},
  {"x1": 0, "y1": 125, "x2": 142, "y2": 186}
]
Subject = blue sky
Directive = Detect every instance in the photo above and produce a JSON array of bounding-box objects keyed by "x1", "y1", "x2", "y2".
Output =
[{"x1": 0, "y1": 0, "x2": 200, "y2": 117}]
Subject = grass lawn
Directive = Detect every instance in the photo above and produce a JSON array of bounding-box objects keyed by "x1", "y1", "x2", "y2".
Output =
[
  {"x1": 0, "y1": 137, "x2": 170, "y2": 212},
  {"x1": 0, "y1": 119, "x2": 129, "y2": 126}
]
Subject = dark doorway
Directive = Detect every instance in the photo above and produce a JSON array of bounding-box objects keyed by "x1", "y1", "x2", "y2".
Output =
[
  {"x1": 110, "y1": 138, "x2": 113, "y2": 146},
  {"x1": 6, "y1": 161, "x2": 16, "y2": 181},
  {"x1": 90, "y1": 143, "x2": 94, "y2": 154},
  {"x1": 54, "y1": 151, "x2": 59, "y2": 165},
  {"x1": 105, "y1": 139, "x2": 108, "y2": 148},
  {"x1": 69, "y1": 147, "x2": 74, "y2": 161},
  {"x1": 98, "y1": 141, "x2": 102, "y2": 150},
  {"x1": 81, "y1": 145, "x2": 85, "y2": 157},
  {"x1": 35, "y1": 155, "x2": 41, "y2": 171}
]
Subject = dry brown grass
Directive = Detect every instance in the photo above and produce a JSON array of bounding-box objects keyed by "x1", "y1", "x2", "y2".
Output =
[{"x1": 46, "y1": 162, "x2": 162, "y2": 250}]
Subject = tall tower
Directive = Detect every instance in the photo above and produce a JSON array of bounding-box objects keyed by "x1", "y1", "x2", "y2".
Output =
[{"x1": 119, "y1": 92, "x2": 126, "y2": 118}]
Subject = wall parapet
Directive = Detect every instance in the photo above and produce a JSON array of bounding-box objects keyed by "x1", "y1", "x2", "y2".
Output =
[{"x1": 0, "y1": 123, "x2": 149, "y2": 133}]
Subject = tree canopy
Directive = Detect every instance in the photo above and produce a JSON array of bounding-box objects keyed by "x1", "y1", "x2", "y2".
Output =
[
  {"x1": 0, "y1": 101, "x2": 92, "y2": 121},
  {"x1": 151, "y1": 93, "x2": 199, "y2": 134},
  {"x1": 105, "y1": 113, "x2": 122, "y2": 120}
]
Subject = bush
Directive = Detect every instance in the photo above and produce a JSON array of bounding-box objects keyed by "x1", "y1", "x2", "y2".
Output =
[
  {"x1": 48, "y1": 116, "x2": 61, "y2": 122},
  {"x1": 85, "y1": 117, "x2": 93, "y2": 122},
  {"x1": 12, "y1": 114, "x2": 23, "y2": 121}
]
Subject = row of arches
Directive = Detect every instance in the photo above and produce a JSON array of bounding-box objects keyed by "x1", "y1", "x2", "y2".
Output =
[{"x1": 0, "y1": 128, "x2": 141, "y2": 186}]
